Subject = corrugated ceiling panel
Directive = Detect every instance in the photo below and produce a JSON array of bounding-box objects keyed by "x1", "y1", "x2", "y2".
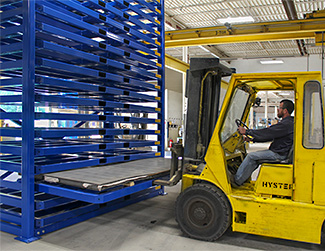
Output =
[
  {"x1": 216, "y1": 43, "x2": 264, "y2": 51},
  {"x1": 228, "y1": 1, "x2": 239, "y2": 9},
  {"x1": 165, "y1": 0, "x2": 324, "y2": 58},
  {"x1": 261, "y1": 41, "x2": 298, "y2": 49},
  {"x1": 309, "y1": 47, "x2": 322, "y2": 54},
  {"x1": 165, "y1": 0, "x2": 184, "y2": 9}
]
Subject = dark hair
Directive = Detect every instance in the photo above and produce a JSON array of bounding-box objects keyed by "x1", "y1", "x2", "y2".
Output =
[{"x1": 280, "y1": 99, "x2": 294, "y2": 114}]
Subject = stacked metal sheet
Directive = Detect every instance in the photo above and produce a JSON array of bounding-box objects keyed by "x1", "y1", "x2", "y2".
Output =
[{"x1": 0, "y1": 0, "x2": 164, "y2": 242}]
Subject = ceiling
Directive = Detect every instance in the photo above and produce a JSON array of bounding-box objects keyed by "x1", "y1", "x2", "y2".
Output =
[{"x1": 164, "y1": 0, "x2": 325, "y2": 61}]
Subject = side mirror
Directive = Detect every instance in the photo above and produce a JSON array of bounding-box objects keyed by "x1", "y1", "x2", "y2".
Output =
[{"x1": 254, "y1": 97, "x2": 261, "y2": 107}]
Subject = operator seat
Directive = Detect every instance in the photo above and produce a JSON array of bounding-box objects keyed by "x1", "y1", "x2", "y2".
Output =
[{"x1": 256, "y1": 145, "x2": 294, "y2": 165}]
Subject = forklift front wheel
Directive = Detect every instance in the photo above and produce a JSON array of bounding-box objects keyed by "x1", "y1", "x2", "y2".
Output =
[
  {"x1": 321, "y1": 220, "x2": 325, "y2": 247},
  {"x1": 175, "y1": 183, "x2": 231, "y2": 241}
]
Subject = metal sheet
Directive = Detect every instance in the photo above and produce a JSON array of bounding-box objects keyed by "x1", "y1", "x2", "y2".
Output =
[{"x1": 42, "y1": 157, "x2": 170, "y2": 192}]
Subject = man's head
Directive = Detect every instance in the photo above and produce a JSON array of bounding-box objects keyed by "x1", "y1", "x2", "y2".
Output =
[{"x1": 278, "y1": 99, "x2": 294, "y2": 118}]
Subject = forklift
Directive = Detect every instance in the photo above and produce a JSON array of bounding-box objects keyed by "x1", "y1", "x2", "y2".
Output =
[{"x1": 157, "y1": 58, "x2": 325, "y2": 245}]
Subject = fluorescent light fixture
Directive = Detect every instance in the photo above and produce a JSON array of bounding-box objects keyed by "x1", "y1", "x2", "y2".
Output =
[
  {"x1": 217, "y1": 16, "x2": 254, "y2": 24},
  {"x1": 260, "y1": 60, "x2": 284, "y2": 65}
]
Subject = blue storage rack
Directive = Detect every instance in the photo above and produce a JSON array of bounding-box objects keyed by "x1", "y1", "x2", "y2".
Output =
[{"x1": 0, "y1": 0, "x2": 165, "y2": 242}]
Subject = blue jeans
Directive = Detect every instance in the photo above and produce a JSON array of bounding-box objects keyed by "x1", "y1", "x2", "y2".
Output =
[{"x1": 234, "y1": 150, "x2": 287, "y2": 185}]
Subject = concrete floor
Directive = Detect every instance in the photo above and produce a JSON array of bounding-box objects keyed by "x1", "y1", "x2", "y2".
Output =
[
  {"x1": 1, "y1": 183, "x2": 323, "y2": 251},
  {"x1": 1, "y1": 144, "x2": 324, "y2": 250}
]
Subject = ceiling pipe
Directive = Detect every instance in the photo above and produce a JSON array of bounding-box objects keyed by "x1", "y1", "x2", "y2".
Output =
[
  {"x1": 282, "y1": 0, "x2": 298, "y2": 19},
  {"x1": 281, "y1": 0, "x2": 308, "y2": 56}
]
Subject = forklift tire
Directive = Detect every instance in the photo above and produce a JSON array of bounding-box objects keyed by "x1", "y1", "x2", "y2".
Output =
[
  {"x1": 175, "y1": 183, "x2": 231, "y2": 241},
  {"x1": 321, "y1": 221, "x2": 325, "y2": 247}
]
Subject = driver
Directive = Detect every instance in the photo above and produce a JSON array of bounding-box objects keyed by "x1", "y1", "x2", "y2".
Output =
[{"x1": 231, "y1": 99, "x2": 294, "y2": 187}]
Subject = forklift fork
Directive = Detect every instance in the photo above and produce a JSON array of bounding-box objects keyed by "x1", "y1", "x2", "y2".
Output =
[{"x1": 154, "y1": 143, "x2": 184, "y2": 186}]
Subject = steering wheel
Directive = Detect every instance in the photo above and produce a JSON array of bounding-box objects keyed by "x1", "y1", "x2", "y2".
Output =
[{"x1": 235, "y1": 119, "x2": 249, "y2": 129}]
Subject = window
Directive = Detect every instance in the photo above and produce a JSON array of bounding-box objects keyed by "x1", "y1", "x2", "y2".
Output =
[
  {"x1": 220, "y1": 87, "x2": 250, "y2": 143},
  {"x1": 303, "y1": 81, "x2": 324, "y2": 149}
]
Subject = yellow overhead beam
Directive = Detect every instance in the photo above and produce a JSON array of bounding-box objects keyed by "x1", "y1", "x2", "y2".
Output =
[
  {"x1": 165, "y1": 18, "x2": 325, "y2": 48},
  {"x1": 305, "y1": 10, "x2": 325, "y2": 19},
  {"x1": 315, "y1": 32, "x2": 325, "y2": 46},
  {"x1": 165, "y1": 54, "x2": 189, "y2": 73},
  {"x1": 164, "y1": 54, "x2": 229, "y2": 89}
]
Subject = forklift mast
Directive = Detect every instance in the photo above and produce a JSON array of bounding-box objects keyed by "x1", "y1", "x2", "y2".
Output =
[{"x1": 184, "y1": 58, "x2": 235, "y2": 160}]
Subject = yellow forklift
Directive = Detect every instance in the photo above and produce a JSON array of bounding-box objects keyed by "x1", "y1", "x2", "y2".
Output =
[{"x1": 161, "y1": 58, "x2": 325, "y2": 244}]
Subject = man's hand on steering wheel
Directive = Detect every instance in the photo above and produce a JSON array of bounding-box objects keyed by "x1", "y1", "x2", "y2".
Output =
[
  {"x1": 235, "y1": 119, "x2": 249, "y2": 135},
  {"x1": 235, "y1": 119, "x2": 254, "y2": 141},
  {"x1": 235, "y1": 119, "x2": 249, "y2": 129},
  {"x1": 238, "y1": 126, "x2": 247, "y2": 135}
]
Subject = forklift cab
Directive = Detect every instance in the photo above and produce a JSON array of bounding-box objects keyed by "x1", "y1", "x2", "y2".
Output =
[
  {"x1": 216, "y1": 73, "x2": 324, "y2": 202},
  {"x1": 177, "y1": 72, "x2": 325, "y2": 244},
  {"x1": 219, "y1": 79, "x2": 296, "y2": 197}
]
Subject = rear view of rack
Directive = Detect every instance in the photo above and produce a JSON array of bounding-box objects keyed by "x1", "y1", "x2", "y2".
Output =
[{"x1": 1, "y1": 0, "x2": 165, "y2": 242}]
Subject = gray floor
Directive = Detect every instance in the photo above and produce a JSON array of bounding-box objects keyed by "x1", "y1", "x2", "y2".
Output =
[
  {"x1": 1, "y1": 145, "x2": 323, "y2": 250},
  {"x1": 0, "y1": 183, "x2": 323, "y2": 250}
]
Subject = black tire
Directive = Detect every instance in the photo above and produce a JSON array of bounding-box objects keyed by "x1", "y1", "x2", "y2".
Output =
[
  {"x1": 175, "y1": 183, "x2": 232, "y2": 241},
  {"x1": 321, "y1": 221, "x2": 325, "y2": 247}
]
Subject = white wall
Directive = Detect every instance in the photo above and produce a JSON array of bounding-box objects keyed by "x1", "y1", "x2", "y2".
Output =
[
  {"x1": 166, "y1": 90, "x2": 182, "y2": 143},
  {"x1": 229, "y1": 55, "x2": 324, "y2": 79},
  {"x1": 165, "y1": 67, "x2": 183, "y2": 93},
  {"x1": 165, "y1": 68, "x2": 183, "y2": 148},
  {"x1": 229, "y1": 55, "x2": 325, "y2": 129}
]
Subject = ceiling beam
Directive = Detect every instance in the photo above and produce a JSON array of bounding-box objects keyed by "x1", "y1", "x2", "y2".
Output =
[
  {"x1": 165, "y1": 13, "x2": 186, "y2": 30},
  {"x1": 165, "y1": 18, "x2": 325, "y2": 48},
  {"x1": 205, "y1": 45, "x2": 230, "y2": 58},
  {"x1": 282, "y1": 0, "x2": 298, "y2": 19},
  {"x1": 281, "y1": 0, "x2": 308, "y2": 56},
  {"x1": 165, "y1": 13, "x2": 230, "y2": 58}
]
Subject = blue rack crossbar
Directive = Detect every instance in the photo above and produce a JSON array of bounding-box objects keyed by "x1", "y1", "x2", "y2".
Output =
[
  {"x1": 1, "y1": 112, "x2": 161, "y2": 124},
  {"x1": 1, "y1": 139, "x2": 160, "y2": 155},
  {"x1": 36, "y1": 180, "x2": 158, "y2": 204},
  {"x1": 33, "y1": 185, "x2": 163, "y2": 238}
]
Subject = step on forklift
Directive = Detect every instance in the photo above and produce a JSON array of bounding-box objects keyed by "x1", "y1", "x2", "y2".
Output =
[{"x1": 157, "y1": 58, "x2": 325, "y2": 245}]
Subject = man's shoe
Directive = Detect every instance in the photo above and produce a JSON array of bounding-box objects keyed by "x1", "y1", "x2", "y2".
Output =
[
  {"x1": 231, "y1": 180, "x2": 240, "y2": 188},
  {"x1": 227, "y1": 170, "x2": 240, "y2": 188}
]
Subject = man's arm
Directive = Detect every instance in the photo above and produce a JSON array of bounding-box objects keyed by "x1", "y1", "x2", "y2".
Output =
[
  {"x1": 238, "y1": 121, "x2": 291, "y2": 142},
  {"x1": 238, "y1": 126, "x2": 271, "y2": 142}
]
